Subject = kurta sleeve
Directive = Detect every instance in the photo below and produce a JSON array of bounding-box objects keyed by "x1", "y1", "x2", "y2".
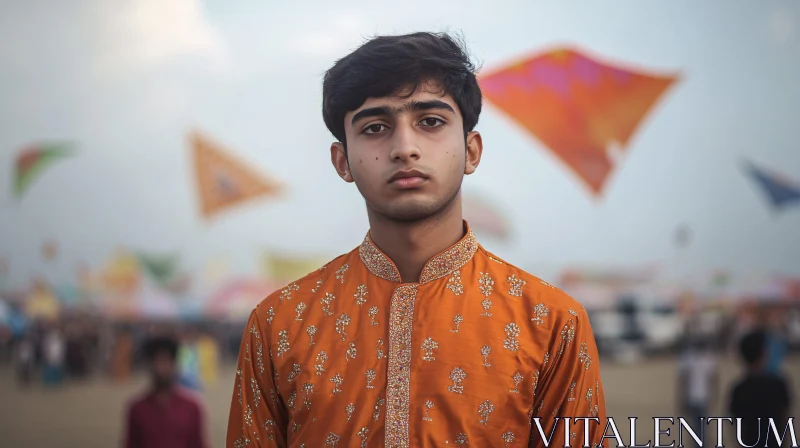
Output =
[
  {"x1": 529, "y1": 307, "x2": 608, "y2": 448},
  {"x1": 227, "y1": 307, "x2": 288, "y2": 447}
]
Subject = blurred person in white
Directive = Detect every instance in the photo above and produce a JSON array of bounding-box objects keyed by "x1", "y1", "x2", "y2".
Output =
[
  {"x1": 41, "y1": 322, "x2": 66, "y2": 386},
  {"x1": 676, "y1": 327, "x2": 719, "y2": 448}
]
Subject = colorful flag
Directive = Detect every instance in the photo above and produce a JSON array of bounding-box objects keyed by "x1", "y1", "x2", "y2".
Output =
[
  {"x1": 742, "y1": 159, "x2": 800, "y2": 211},
  {"x1": 13, "y1": 142, "x2": 74, "y2": 199},
  {"x1": 190, "y1": 130, "x2": 283, "y2": 219},
  {"x1": 480, "y1": 48, "x2": 678, "y2": 196}
]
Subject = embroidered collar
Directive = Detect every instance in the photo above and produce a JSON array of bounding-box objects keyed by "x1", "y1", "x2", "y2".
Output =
[{"x1": 358, "y1": 222, "x2": 479, "y2": 284}]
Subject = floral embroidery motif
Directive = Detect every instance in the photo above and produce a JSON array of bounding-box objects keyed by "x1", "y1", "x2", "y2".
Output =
[
  {"x1": 543, "y1": 352, "x2": 550, "y2": 368},
  {"x1": 447, "y1": 270, "x2": 464, "y2": 295},
  {"x1": 286, "y1": 390, "x2": 297, "y2": 411},
  {"x1": 335, "y1": 263, "x2": 349, "y2": 283},
  {"x1": 287, "y1": 363, "x2": 301, "y2": 384},
  {"x1": 301, "y1": 382, "x2": 314, "y2": 408},
  {"x1": 377, "y1": 338, "x2": 385, "y2": 360},
  {"x1": 559, "y1": 319, "x2": 576, "y2": 355},
  {"x1": 568, "y1": 381, "x2": 577, "y2": 401},
  {"x1": 448, "y1": 367, "x2": 466, "y2": 394},
  {"x1": 292, "y1": 422, "x2": 301, "y2": 433},
  {"x1": 277, "y1": 330, "x2": 290, "y2": 358},
  {"x1": 244, "y1": 405, "x2": 254, "y2": 427},
  {"x1": 330, "y1": 374, "x2": 344, "y2": 395},
  {"x1": 451, "y1": 314, "x2": 464, "y2": 333},
  {"x1": 358, "y1": 427, "x2": 369, "y2": 448},
  {"x1": 249, "y1": 377, "x2": 261, "y2": 408},
  {"x1": 531, "y1": 303, "x2": 549, "y2": 325},
  {"x1": 421, "y1": 337, "x2": 439, "y2": 361},
  {"x1": 480, "y1": 345, "x2": 492, "y2": 367},
  {"x1": 264, "y1": 420, "x2": 275, "y2": 440},
  {"x1": 335, "y1": 313, "x2": 351, "y2": 341},
  {"x1": 368, "y1": 306, "x2": 379, "y2": 325},
  {"x1": 311, "y1": 278, "x2": 324, "y2": 293},
  {"x1": 532, "y1": 370, "x2": 540, "y2": 401},
  {"x1": 510, "y1": 372, "x2": 524, "y2": 394},
  {"x1": 569, "y1": 308, "x2": 578, "y2": 317},
  {"x1": 578, "y1": 342, "x2": 592, "y2": 370},
  {"x1": 503, "y1": 323, "x2": 521, "y2": 351},
  {"x1": 385, "y1": 284, "x2": 417, "y2": 447},
  {"x1": 502, "y1": 431, "x2": 515, "y2": 447},
  {"x1": 321, "y1": 293, "x2": 335, "y2": 316},
  {"x1": 346, "y1": 342, "x2": 357, "y2": 361},
  {"x1": 354, "y1": 284, "x2": 368, "y2": 306},
  {"x1": 314, "y1": 351, "x2": 328, "y2": 375},
  {"x1": 306, "y1": 325, "x2": 317, "y2": 346},
  {"x1": 345, "y1": 403, "x2": 356, "y2": 422},
  {"x1": 365, "y1": 369, "x2": 376, "y2": 389},
  {"x1": 266, "y1": 306, "x2": 275, "y2": 325},
  {"x1": 373, "y1": 396, "x2": 385, "y2": 421},
  {"x1": 325, "y1": 432, "x2": 341, "y2": 447},
  {"x1": 295, "y1": 302, "x2": 307, "y2": 320},
  {"x1": 455, "y1": 433, "x2": 468, "y2": 445},
  {"x1": 479, "y1": 272, "x2": 494, "y2": 317},
  {"x1": 478, "y1": 400, "x2": 495, "y2": 425},
  {"x1": 507, "y1": 274, "x2": 526, "y2": 297},
  {"x1": 280, "y1": 282, "x2": 299, "y2": 301},
  {"x1": 423, "y1": 400, "x2": 434, "y2": 422}
]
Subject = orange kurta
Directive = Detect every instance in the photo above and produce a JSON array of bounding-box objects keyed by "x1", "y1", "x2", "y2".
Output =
[{"x1": 227, "y1": 224, "x2": 607, "y2": 447}]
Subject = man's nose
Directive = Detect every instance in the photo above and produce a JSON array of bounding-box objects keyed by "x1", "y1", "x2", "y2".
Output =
[{"x1": 389, "y1": 123, "x2": 421, "y2": 162}]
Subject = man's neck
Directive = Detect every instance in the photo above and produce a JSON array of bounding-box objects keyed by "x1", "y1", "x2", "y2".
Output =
[{"x1": 366, "y1": 199, "x2": 465, "y2": 283}]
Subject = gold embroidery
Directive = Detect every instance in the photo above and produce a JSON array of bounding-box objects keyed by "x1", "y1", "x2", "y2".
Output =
[
  {"x1": 244, "y1": 342, "x2": 250, "y2": 362},
  {"x1": 366, "y1": 369, "x2": 376, "y2": 389},
  {"x1": 287, "y1": 363, "x2": 301, "y2": 383},
  {"x1": 330, "y1": 374, "x2": 344, "y2": 395},
  {"x1": 249, "y1": 377, "x2": 261, "y2": 407},
  {"x1": 301, "y1": 382, "x2": 314, "y2": 408},
  {"x1": 292, "y1": 422, "x2": 301, "y2": 433},
  {"x1": 579, "y1": 342, "x2": 592, "y2": 370},
  {"x1": 264, "y1": 420, "x2": 275, "y2": 440},
  {"x1": 311, "y1": 278, "x2": 324, "y2": 293},
  {"x1": 510, "y1": 371, "x2": 524, "y2": 394},
  {"x1": 233, "y1": 435, "x2": 250, "y2": 448},
  {"x1": 502, "y1": 431, "x2": 515, "y2": 447},
  {"x1": 451, "y1": 314, "x2": 463, "y2": 333},
  {"x1": 277, "y1": 330, "x2": 290, "y2": 358},
  {"x1": 455, "y1": 433, "x2": 468, "y2": 445},
  {"x1": 373, "y1": 396, "x2": 386, "y2": 421},
  {"x1": 354, "y1": 284, "x2": 368, "y2": 306},
  {"x1": 368, "y1": 306, "x2": 379, "y2": 325},
  {"x1": 507, "y1": 274, "x2": 526, "y2": 297},
  {"x1": 447, "y1": 270, "x2": 464, "y2": 295},
  {"x1": 421, "y1": 337, "x2": 439, "y2": 361},
  {"x1": 346, "y1": 342, "x2": 357, "y2": 361},
  {"x1": 377, "y1": 338, "x2": 385, "y2": 360},
  {"x1": 385, "y1": 285, "x2": 417, "y2": 447},
  {"x1": 448, "y1": 367, "x2": 466, "y2": 393},
  {"x1": 568, "y1": 381, "x2": 577, "y2": 401},
  {"x1": 321, "y1": 293, "x2": 335, "y2": 316},
  {"x1": 345, "y1": 403, "x2": 356, "y2": 422},
  {"x1": 266, "y1": 306, "x2": 275, "y2": 325},
  {"x1": 244, "y1": 404, "x2": 254, "y2": 427},
  {"x1": 480, "y1": 345, "x2": 492, "y2": 367},
  {"x1": 478, "y1": 400, "x2": 495, "y2": 425},
  {"x1": 335, "y1": 263, "x2": 349, "y2": 283},
  {"x1": 559, "y1": 319, "x2": 576, "y2": 355},
  {"x1": 325, "y1": 432, "x2": 341, "y2": 447},
  {"x1": 503, "y1": 323, "x2": 521, "y2": 351},
  {"x1": 423, "y1": 400, "x2": 434, "y2": 422},
  {"x1": 295, "y1": 302, "x2": 307, "y2": 320},
  {"x1": 531, "y1": 303, "x2": 549, "y2": 325},
  {"x1": 569, "y1": 308, "x2": 578, "y2": 317},
  {"x1": 359, "y1": 235, "x2": 401, "y2": 282},
  {"x1": 315, "y1": 351, "x2": 328, "y2": 375},
  {"x1": 540, "y1": 279, "x2": 556, "y2": 288},
  {"x1": 287, "y1": 390, "x2": 297, "y2": 411},
  {"x1": 543, "y1": 352, "x2": 550, "y2": 368},
  {"x1": 306, "y1": 325, "x2": 317, "y2": 346},
  {"x1": 280, "y1": 282, "x2": 299, "y2": 301},
  {"x1": 419, "y1": 228, "x2": 479, "y2": 283},
  {"x1": 335, "y1": 313, "x2": 351, "y2": 341},
  {"x1": 255, "y1": 339, "x2": 265, "y2": 376},
  {"x1": 479, "y1": 272, "x2": 494, "y2": 317},
  {"x1": 358, "y1": 427, "x2": 369, "y2": 448},
  {"x1": 236, "y1": 370, "x2": 243, "y2": 405},
  {"x1": 269, "y1": 389, "x2": 278, "y2": 407},
  {"x1": 273, "y1": 370, "x2": 280, "y2": 394},
  {"x1": 532, "y1": 370, "x2": 540, "y2": 401}
]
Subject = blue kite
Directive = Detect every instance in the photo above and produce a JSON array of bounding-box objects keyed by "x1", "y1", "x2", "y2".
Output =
[{"x1": 742, "y1": 160, "x2": 800, "y2": 211}]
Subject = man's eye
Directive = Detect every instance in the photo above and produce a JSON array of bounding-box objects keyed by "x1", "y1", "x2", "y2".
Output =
[
  {"x1": 420, "y1": 117, "x2": 444, "y2": 127},
  {"x1": 364, "y1": 124, "x2": 388, "y2": 134}
]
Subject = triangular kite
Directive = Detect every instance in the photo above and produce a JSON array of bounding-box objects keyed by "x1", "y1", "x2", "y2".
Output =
[
  {"x1": 742, "y1": 159, "x2": 800, "y2": 211},
  {"x1": 480, "y1": 48, "x2": 678, "y2": 196},
  {"x1": 190, "y1": 130, "x2": 283, "y2": 219},
  {"x1": 14, "y1": 142, "x2": 74, "y2": 199}
]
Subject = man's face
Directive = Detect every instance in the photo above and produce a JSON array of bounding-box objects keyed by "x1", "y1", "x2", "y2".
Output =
[
  {"x1": 331, "y1": 82, "x2": 482, "y2": 221},
  {"x1": 150, "y1": 352, "x2": 176, "y2": 387}
]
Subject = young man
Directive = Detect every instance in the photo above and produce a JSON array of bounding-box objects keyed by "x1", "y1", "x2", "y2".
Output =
[
  {"x1": 124, "y1": 336, "x2": 207, "y2": 448},
  {"x1": 227, "y1": 32, "x2": 607, "y2": 447},
  {"x1": 729, "y1": 330, "x2": 792, "y2": 448}
]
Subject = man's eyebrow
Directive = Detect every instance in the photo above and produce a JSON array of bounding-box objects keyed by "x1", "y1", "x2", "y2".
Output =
[{"x1": 350, "y1": 100, "x2": 456, "y2": 125}]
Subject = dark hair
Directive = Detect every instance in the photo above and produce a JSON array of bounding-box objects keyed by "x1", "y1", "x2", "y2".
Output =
[
  {"x1": 739, "y1": 330, "x2": 767, "y2": 366},
  {"x1": 322, "y1": 31, "x2": 482, "y2": 146},
  {"x1": 143, "y1": 336, "x2": 178, "y2": 361}
]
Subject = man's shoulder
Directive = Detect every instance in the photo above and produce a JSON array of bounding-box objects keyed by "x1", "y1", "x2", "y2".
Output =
[
  {"x1": 477, "y1": 247, "x2": 587, "y2": 319},
  {"x1": 252, "y1": 250, "x2": 357, "y2": 315}
]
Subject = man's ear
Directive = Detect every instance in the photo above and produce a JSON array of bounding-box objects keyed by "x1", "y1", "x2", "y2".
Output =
[
  {"x1": 464, "y1": 131, "x2": 483, "y2": 175},
  {"x1": 330, "y1": 142, "x2": 353, "y2": 182}
]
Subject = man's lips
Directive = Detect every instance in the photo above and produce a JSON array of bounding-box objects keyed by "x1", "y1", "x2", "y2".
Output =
[{"x1": 388, "y1": 169, "x2": 429, "y2": 189}]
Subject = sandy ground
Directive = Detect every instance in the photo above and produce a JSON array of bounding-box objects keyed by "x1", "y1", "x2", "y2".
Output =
[{"x1": 1, "y1": 355, "x2": 797, "y2": 447}]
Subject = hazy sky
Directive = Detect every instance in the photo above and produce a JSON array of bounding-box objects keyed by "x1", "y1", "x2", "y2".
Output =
[{"x1": 1, "y1": 0, "x2": 799, "y2": 289}]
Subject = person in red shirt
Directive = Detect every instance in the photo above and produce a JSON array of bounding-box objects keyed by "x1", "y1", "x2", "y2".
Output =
[{"x1": 124, "y1": 336, "x2": 207, "y2": 448}]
